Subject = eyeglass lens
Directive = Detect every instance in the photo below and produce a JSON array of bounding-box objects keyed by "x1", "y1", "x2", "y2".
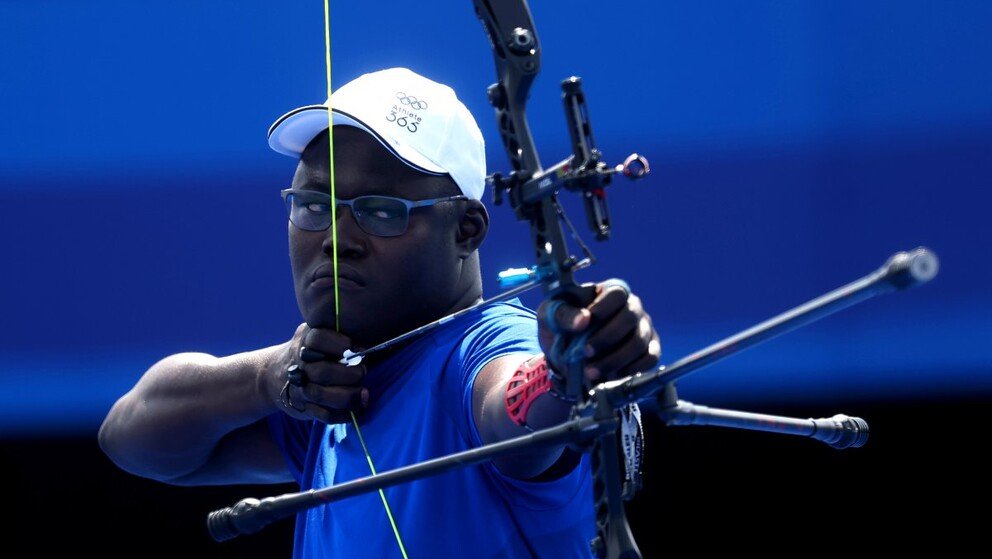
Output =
[{"x1": 285, "y1": 192, "x2": 410, "y2": 237}]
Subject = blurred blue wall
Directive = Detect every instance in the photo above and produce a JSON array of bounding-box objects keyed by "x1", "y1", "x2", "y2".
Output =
[{"x1": 1, "y1": 1, "x2": 989, "y2": 435}]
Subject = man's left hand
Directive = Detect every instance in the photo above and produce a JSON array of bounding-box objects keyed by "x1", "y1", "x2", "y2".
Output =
[{"x1": 537, "y1": 279, "x2": 661, "y2": 384}]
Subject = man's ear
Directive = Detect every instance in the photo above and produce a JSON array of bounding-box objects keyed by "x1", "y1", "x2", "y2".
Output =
[{"x1": 455, "y1": 200, "x2": 489, "y2": 257}]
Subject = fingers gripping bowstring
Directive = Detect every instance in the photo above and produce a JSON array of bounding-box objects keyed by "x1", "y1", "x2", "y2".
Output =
[{"x1": 322, "y1": 3, "x2": 409, "y2": 557}]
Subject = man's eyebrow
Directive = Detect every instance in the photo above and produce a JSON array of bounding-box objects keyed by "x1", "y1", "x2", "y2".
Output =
[
  {"x1": 297, "y1": 184, "x2": 393, "y2": 196},
  {"x1": 297, "y1": 176, "x2": 423, "y2": 197},
  {"x1": 359, "y1": 184, "x2": 402, "y2": 197},
  {"x1": 297, "y1": 182, "x2": 331, "y2": 193},
  {"x1": 369, "y1": 174, "x2": 445, "y2": 197},
  {"x1": 343, "y1": 181, "x2": 410, "y2": 197}
]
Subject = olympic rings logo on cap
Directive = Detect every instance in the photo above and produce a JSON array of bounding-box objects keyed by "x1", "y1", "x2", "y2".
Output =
[{"x1": 396, "y1": 92, "x2": 428, "y2": 111}]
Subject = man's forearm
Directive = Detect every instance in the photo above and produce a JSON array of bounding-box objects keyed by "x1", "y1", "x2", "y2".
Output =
[{"x1": 98, "y1": 343, "x2": 286, "y2": 482}]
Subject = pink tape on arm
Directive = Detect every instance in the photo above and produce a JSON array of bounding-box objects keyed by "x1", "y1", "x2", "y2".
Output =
[{"x1": 504, "y1": 356, "x2": 552, "y2": 429}]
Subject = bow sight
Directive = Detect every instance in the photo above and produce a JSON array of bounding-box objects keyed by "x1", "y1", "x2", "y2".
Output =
[
  {"x1": 488, "y1": 74, "x2": 650, "y2": 241},
  {"x1": 478, "y1": 0, "x2": 648, "y2": 267}
]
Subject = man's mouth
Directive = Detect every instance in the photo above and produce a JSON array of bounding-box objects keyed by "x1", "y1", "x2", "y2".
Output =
[{"x1": 311, "y1": 262, "x2": 366, "y2": 287}]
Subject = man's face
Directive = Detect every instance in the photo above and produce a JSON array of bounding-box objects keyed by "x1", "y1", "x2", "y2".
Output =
[{"x1": 288, "y1": 126, "x2": 469, "y2": 348}]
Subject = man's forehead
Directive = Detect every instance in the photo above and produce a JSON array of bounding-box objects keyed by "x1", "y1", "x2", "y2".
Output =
[
  {"x1": 293, "y1": 159, "x2": 438, "y2": 198},
  {"x1": 292, "y1": 127, "x2": 450, "y2": 197},
  {"x1": 295, "y1": 179, "x2": 411, "y2": 198}
]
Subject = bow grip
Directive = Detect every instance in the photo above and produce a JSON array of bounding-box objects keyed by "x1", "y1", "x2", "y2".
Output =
[{"x1": 547, "y1": 282, "x2": 598, "y2": 401}]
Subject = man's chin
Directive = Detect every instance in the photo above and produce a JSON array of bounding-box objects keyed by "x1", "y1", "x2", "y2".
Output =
[
  {"x1": 303, "y1": 305, "x2": 337, "y2": 330},
  {"x1": 303, "y1": 293, "x2": 442, "y2": 349}
]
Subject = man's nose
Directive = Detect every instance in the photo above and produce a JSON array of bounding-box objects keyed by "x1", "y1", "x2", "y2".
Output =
[{"x1": 322, "y1": 203, "x2": 367, "y2": 258}]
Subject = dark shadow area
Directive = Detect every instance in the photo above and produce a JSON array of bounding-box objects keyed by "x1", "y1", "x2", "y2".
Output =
[{"x1": 3, "y1": 396, "x2": 985, "y2": 556}]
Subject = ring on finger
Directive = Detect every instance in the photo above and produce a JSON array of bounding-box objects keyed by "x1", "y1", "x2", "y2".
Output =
[{"x1": 280, "y1": 379, "x2": 306, "y2": 412}]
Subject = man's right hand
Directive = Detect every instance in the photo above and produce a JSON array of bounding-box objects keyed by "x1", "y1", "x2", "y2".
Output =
[{"x1": 271, "y1": 323, "x2": 369, "y2": 424}]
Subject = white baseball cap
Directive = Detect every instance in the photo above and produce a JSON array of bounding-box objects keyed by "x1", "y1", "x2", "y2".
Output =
[{"x1": 268, "y1": 67, "x2": 486, "y2": 200}]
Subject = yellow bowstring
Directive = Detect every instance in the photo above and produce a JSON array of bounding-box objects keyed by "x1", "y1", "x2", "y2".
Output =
[{"x1": 323, "y1": 2, "x2": 409, "y2": 557}]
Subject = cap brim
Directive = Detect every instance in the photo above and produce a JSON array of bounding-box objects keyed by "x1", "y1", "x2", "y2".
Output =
[{"x1": 267, "y1": 105, "x2": 446, "y2": 175}]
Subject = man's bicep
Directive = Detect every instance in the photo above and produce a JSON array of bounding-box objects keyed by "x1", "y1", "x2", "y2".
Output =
[{"x1": 167, "y1": 417, "x2": 294, "y2": 486}]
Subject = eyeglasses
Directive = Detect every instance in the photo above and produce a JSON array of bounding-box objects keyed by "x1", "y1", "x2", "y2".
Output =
[{"x1": 280, "y1": 188, "x2": 468, "y2": 237}]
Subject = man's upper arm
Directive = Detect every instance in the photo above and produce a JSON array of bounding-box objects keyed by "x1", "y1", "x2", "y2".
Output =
[
  {"x1": 167, "y1": 417, "x2": 294, "y2": 486},
  {"x1": 471, "y1": 353, "x2": 529, "y2": 444},
  {"x1": 471, "y1": 353, "x2": 572, "y2": 480}
]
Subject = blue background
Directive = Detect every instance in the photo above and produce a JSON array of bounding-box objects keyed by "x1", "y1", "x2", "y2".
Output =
[{"x1": 1, "y1": 0, "x2": 989, "y2": 437}]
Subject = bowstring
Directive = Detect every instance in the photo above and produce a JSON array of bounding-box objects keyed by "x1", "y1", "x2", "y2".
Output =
[{"x1": 322, "y1": 2, "x2": 409, "y2": 557}]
